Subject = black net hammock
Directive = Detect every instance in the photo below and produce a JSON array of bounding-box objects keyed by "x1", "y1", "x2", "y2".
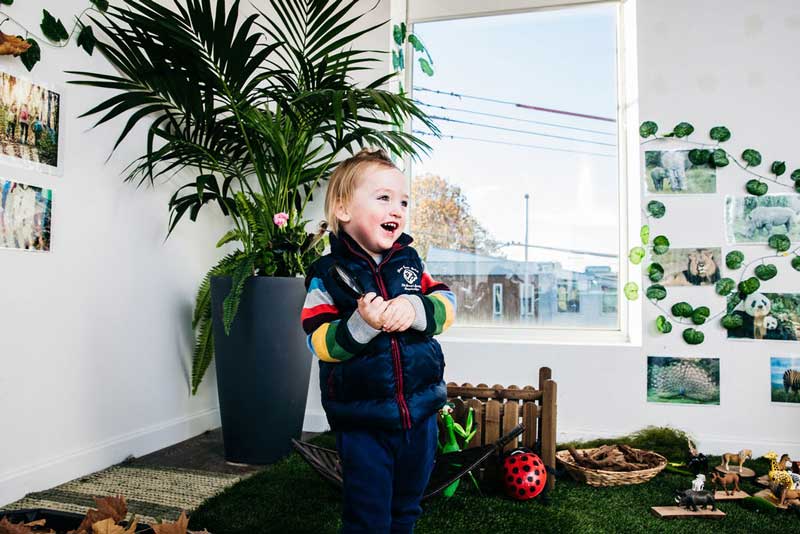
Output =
[{"x1": 292, "y1": 424, "x2": 524, "y2": 501}]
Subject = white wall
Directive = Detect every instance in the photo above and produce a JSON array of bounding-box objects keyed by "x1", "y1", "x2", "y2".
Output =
[
  {"x1": 0, "y1": 1, "x2": 230, "y2": 506},
  {"x1": 304, "y1": 0, "x2": 800, "y2": 460}
]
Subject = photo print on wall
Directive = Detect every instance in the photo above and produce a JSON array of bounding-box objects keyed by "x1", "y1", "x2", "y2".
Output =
[
  {"x1": 656, "y1": 247, "x2": 722, "y2": 287},
  {"x1": 647, "y1": 356, "x2": 720, "y2": 405},
  {"x1": 727, "y1": 292, "x2": 800, "y2": 342},
  {"x1": 725, "y1": 194, "x2": 800, "y2": 245},
  {"x1": 0, "y1": 69, "x2": 61, "y2": 173},
  {"x1": 644, "y1": 149, "x2": 716, "y2": 195},
  {"x1": 771, "y1": 357, "x2": 800, "y2": 404},
  {"x1": 0, "y1": 178, "x2": 52, "y2": 251}
]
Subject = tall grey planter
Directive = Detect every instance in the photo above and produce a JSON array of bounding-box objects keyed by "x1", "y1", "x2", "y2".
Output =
[{"x1": 210, "y1": 276, "x2": 312, "y2": 465}]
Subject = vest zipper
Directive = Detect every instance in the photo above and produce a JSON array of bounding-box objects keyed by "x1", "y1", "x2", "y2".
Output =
[{"x1": 342, "y1": 240, "x2": 412, "y2": 429}]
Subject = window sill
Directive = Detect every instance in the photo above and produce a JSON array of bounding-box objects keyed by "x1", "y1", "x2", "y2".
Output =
[{"x1": 438, "y1": 325, "x2": 641, "y2": 347}]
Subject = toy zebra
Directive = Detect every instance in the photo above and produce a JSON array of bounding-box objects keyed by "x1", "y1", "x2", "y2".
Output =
[{"x1": 784, "y1": 369, "x2": 800, "y2": 400}]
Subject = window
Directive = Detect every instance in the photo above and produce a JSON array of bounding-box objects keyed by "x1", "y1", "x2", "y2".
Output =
[
  {"x1": 405, "y1": 1, "x2": 630, "y2": 335},
  {"x1": 493, "y1": 283, "x2": 503, "y2": 316}
]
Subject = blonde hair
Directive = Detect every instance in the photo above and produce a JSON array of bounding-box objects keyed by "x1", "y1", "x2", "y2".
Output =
[{"x1": 324, "y1": 148, "x2": 397, "y2": 235}]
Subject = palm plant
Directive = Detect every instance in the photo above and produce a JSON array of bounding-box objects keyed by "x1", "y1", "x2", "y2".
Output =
[{"x1": 68, "y1": 0, "x2": 438, "y2": 393}]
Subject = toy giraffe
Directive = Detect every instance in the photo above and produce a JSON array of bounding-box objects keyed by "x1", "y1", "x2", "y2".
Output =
[{"x1": 765, "y1": 451, "x2": 794, "y2": 492}]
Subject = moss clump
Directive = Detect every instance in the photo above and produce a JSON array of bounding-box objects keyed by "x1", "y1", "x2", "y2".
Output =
[{"x1": 741, "y1": 496, "x2": 778, "y2": 515}]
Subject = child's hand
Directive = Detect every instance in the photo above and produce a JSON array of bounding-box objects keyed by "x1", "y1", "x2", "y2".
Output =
[
  {"x1": 381, "y1": 297, "x2": 415, "y2": 333},
  {"x1": 358, "y1": 292, "x2": 388, "y2": 330}
]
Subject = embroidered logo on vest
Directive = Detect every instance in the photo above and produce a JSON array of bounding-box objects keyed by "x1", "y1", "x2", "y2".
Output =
[{"x1": 398, "y1": 265, "x2": 421, "y2": 292}]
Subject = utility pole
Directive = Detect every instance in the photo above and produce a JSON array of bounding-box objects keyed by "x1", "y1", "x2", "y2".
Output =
[{"x1": 523, "y1": 193, "x2": 529, "y2": 318}]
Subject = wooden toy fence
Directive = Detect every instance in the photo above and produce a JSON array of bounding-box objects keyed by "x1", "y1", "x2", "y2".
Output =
[{"x1": 446, "y1": 366, "x2": 557, "y2": 487}]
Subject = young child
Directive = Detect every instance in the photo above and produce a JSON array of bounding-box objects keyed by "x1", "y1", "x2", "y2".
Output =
[{"x1": 301, "y1": 148, "x2": 456, "y2": 533}]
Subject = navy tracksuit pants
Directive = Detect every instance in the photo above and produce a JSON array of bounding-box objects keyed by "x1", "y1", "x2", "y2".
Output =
[{"x1": 335, "y1": 413, "x2": 439, "y2": 534}]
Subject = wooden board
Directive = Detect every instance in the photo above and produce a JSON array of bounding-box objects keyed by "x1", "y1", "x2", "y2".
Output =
[
  {"x1": 714, "y1": 490, "x2": 749, "y2": 500},
  {"x1": 714, "y1": 465, "x2": 755, "y2": 478},
  {"x1": 753, "y1": 489, "x2": 788, "y2": 509},
  {"x1": 650, "y1": 506, "x2": 725, "y2": 519}
]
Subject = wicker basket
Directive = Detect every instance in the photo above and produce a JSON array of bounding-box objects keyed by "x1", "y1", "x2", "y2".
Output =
[{"x1": 556, "y1": 447, "x2": 668, "y2": 487}]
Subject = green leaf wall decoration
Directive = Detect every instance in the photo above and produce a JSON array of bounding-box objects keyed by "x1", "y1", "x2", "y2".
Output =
[
  {"x1": 647, "y1": 200, "x2": 666, "y2": 218},
  {"x1": 768, "y1": 234, "x2": 790, "y2": 252},
  {"x1": 715, "y1": 278, "x2": 735, "y2": 296},
  {"x1": 656, "y1": 315, "x2": 673, "y2": 333},
  {"x1": 646, "y1": 284, "x2": 667, "y2": 301},
  {"x1": 41, "y1": 10, "x2": 69, "y2": 42},
  {"x1": 682, "y1": 328, "x2": 704, "y2": 344},
  {"x1": 671, "y1": 302, "x2": 693, "y2": 318},
  {"x1": 742, "y1": 148, "x2": 762, "y2": 167},
  {"x1": 746, "y1": 179, "x2": 768, "y2": 196},
  {"x1": 726, "y1": 250, "x2": 744, "y2": 269},
  {"x1": 639, "y1": 121, "x2": 658, "y2": 138},
  {"x1": 754, "y1": 264, "x2": 778, "y2": 280},
  {"x1": 709, "y1": 126, "x2": 731, "y2": 142},
  {"x1": 623, "y1": 281, "x2": 639, "y2": 300},
  {"x1": 653, "y1": 235, "x2": 670, "y2": 255},
  {"x1": 647, "y1": 263, "x2": 664, "y2": 282}
]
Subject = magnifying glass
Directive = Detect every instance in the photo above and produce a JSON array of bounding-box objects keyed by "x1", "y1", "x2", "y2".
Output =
[{"x1": 329, "y1": 262, "x2": 366, "y2": 300}]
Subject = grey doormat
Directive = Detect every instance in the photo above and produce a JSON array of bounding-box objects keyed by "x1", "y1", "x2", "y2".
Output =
[{"x1": 1, "y1": 464, "x2": 247, "y2": 526}]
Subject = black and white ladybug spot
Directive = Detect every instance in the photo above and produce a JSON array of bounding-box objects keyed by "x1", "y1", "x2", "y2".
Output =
[
  {"x1": 518, "y1": 489, "x2": 526, "y2": 496},
  {"x1": 527, "y1": 476, "x2": 534, "y2": 482},
  {"x1": 516, "y1": 477, "x2": 522, "y2": 484},
  {"x1": 523, "y1": 465, "x2": 531, "y2": 472},
  {"x1": 512, "y1": 467, "x2": 519, "y2": 474}
]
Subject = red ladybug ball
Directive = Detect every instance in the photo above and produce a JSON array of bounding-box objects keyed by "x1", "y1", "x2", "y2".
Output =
[{"x1": 502, "y1": 450, "x2": 546, "y2": 500}]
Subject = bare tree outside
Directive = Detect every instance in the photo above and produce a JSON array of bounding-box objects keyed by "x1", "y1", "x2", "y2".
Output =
[{"x1": 411, "y1": 173, "x2": 503, "y2": 259}]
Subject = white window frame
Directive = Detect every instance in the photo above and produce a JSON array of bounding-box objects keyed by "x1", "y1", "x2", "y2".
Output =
[{"x1": 393, "y1": 0, "x2": 642, "y2": 346}]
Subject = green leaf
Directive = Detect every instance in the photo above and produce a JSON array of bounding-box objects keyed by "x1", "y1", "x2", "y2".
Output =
[
  {"x1": 688, "y1": 149, "x2": 710, "y2": 165},
  {"x1": 682, "y1": 328, "x2": 705, "y2": 345},
  {"x1": 771, "y1": 161, "x2": 787, "y2": 176},
  {"x1": 640, "y1": 225, "x2": 650, "y2": 245},
  {"x1": 711, "y1": 149, "x2": 729, "y2": 167},
  {"x1": 673, "y1": 122, "x2": 694, "y2": 138},
  {"x1": 77, "y1": 25, "x2": 95, "y2": 55},
  {"x1": 647, "y1": 263, "x2": 664, "y2": 282},
  {"x1": 19, "y1": 38, "x2": 40, "y2": 71},
  {"x1": 671, "y1": 302, "x2": 693, "y2": 318},
  {"x1": 408, "y1": 34, "x2": 425, "y2": 52},
  {"x1": 792, "y1": 256, "x2": 800, "y2": 271},
  {"x1": 639, "y1": 121, "x2": 658, "y2": 138},
  {"x1": 629, "y1": 246, "x2": 645, "y2": 264},
  {"x1": 709, "y1": 126, "x2": 731, "y2": 142},
  {"x1": 419, "y1": 57, "x2": 434, "y2": 76},
  {"x1": 792, "y1": 169, "x2": 800, "y2": 182},
  {"x1": 392, "y1": 23, "x2": 405, "y2": 46},
  {"x1": 796, "y1": 182, "x2": 800, "y2": 194},
  {"x1": 738, "y1": 277, "x2": 761, "y2": 295},
  {"x1": 647, "y1": 200, "x2": 666, "y2": 219},
  {"x1": 41, "y1": 9, "x2": 69, "y2": 42},
  {"x1": 768, "y1": 234, "x2": 791, "y2": 252},
  {"x1": 392, "y1": 49, "x2": 404, "y2": 70},
  {"x1": 656, "y1": 315, "x2": 672, "y2": 334},
  {"x1": 90, "y1": 0, "x2": 109, "y2": 10},
  {"x1": 646, "y1": 284, "x2": 667, "y2": 301},
  {"x1": 652, "y1": 235, "x2": 670, "y2": 255},
  {"x1": 721, "y1": 314, "x2": 744, "y2": 330},
  {"x1": 742, "y1": 148, "x2": 762, "y2": 167},
  {"x1": 715, "y1": 278, "x2": 735, "y2": 296},
  {"x1": 623, "y1": 281, "x2": 639, "y2": 301},
  {"x1": 0, "y1": 0, "x2": 14, "y2": 5},
  {"x1": 746, "y1": 179, "x2": 768, "y2": 196},
  {"x1": 726, "y1": 250, "x2": 744, "y2": 269},
  {"x1": 754, "y1": 263, "x2": 778, "y2": 281},
  {"x1": 691, "y1": 306, "x2": 710, "y2": 325}
]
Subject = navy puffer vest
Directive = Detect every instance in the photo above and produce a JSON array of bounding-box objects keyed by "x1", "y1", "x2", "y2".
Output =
[{"x1": 307, "y1": 231, "x2": 447, "y2": 431}]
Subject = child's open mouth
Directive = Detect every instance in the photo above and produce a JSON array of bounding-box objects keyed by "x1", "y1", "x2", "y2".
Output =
[{"x1": 380, "y1": 222, "x2": 398, "y2": 235}]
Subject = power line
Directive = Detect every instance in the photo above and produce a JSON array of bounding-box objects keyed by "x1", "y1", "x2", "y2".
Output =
[
  {"x1": 428, "y1": 114, "x2": 617, "y2": 148},
  {"x1": 503, "y1": 241, "x2": 618, "y2": 258},
  {"x1": 412, "y1": 129, "x2": 616, "y2": 159},
  {"x1": 415, "y1": 100, "x2": 616, "y2": 137},
  {"x1": 414, "y1": 86, "x2": 616, "y2": 123}
]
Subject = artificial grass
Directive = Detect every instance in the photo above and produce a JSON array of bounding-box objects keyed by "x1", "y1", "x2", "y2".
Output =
[{"x1": 189, "y1": 431, "x2": 796, "y2": 534}]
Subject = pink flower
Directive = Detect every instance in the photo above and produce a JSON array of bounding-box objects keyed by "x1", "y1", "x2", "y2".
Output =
[{"x1": 273, "y1": 212, "x2": 289, "y2": 228}]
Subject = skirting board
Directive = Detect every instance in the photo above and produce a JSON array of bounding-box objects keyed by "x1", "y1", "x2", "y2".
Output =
[{"x1": 0, "y1": 408, "x2": 221, "y2": 508}]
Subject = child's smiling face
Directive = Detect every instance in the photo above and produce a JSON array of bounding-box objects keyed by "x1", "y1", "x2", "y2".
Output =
[{"x1": 336, "y1": 164, "x2": 408, "y2": 257}]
